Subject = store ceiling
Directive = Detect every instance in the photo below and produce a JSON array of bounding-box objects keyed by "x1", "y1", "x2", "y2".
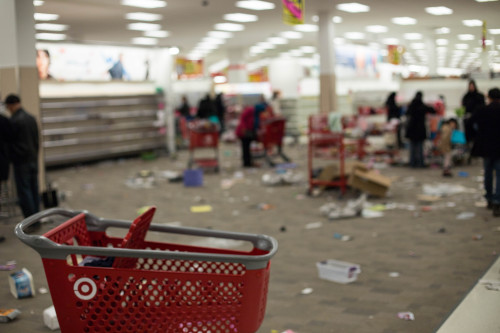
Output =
[{"x1": 35, "y1": 0, "x2": 500, "y2": 71}]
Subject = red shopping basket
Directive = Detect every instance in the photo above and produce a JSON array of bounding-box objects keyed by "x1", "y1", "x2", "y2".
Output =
[{"x1": 15, "y1": 208, "x2": 278, "y2": 333}]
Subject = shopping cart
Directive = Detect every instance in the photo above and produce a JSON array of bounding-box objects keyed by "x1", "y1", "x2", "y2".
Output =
[
  {"x1": 15, "y1": 207, "x2": 278, "y2": 333},
  {"x1": 187, "y1": 120, "x2": 220, "y2": 172},
  {"x1": 254, "y1": 117, "x2": 290, "y2": 167}
]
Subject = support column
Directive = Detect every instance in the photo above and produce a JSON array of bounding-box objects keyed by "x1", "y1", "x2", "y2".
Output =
[
  {"x1": 0, "y1": 0, "x2": 45, "y2": 189},
  {"x1": 318, "y1": 11, "x2": 337, "y2": 113},
  {"x1": 425, "y1": 37, "x2": 437, "y2": 77},
  {"x1": 227, "y1": 48, "x2": 247, "y2": 83}
]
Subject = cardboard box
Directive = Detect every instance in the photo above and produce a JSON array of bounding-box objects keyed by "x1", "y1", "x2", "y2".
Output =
[
  {"x1": 317, "y1": 161, "x2": 366, "y2": 183},
  {"x1": 349, "y1": 167, "x2": 391, "y2": 197}
]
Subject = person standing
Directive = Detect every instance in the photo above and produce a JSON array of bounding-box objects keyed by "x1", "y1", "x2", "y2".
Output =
[
  {"x1": 4, "y1": 94, "x2": 40, "y2": 219},
  {"x1": 385, "y1": 92, "x2": 403, "y2": 148},
  {"x1": 405, "y1": 91, "x2": 435, "y2": 168},
  {"x1": 470, "y1": 87, "x2": 500, "y2": 216},
  {"x1": 214, "y1": 93, "x2": 227, "y2": 134},
  {"x1": 462, "y1": 80, "x2": 485, "y2": 162}
]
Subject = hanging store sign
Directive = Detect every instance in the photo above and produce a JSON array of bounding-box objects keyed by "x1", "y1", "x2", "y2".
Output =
[
  {"x1": 282, "y1": 0, "x2": 304, "y2": 25},
  {"x1": 387, "y1": 45, "x2": 404, "y2": 65},
  {"x1": 175, "y1": 58, "x2": 204, "y2": 79}
]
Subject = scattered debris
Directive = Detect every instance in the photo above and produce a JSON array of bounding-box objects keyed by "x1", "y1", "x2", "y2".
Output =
[
  {"x1": 422, "y1": 183, "x2": 475, "y2": 197},
  {"x1": 316, "y1": 259, "x2": 361, "y2": 284},
  {"x1": 456, "y1": 212, "x2": 476, "y2": 220},
  {"x1": 190, "y1": 205, "x2": 213, "y2": 213},
  {"x1": 0, "y1": 308, "x2": 21, "y2": 323},
  {"x1": 261, "y1": 170, "x2": 304, "y2": 186},
  {"x1": 305, "y1": 222, "x2": 323, "y2": 230},
  {"x1": 389, "y1": 272, "x2": 400, "y2": 278},
  {"x1": 333, "y1": 233, "x2": 353, "y2": 241},
  {"x1": 472, "y1": 234, "x2": 483, "y2": 241},
  {"x1": 9, "y1": 268, "x2": 35, "y2": 299},
  {"x1": 0, "y1": 261, "x2": 16, "y2": 271},
  {"x1": 457, "y1": 171, "x2": 469, "y2": 178},
  {"x1": 361, "y1": 209, "x2": 384, "y2": 219},
  {"x1": 38, "y1": 287, "x2": 49, "y2": 294},
  {"x1": 398, "y1": 312, "x2": 415, "y2": 321},
  {"x1": 258, "y1": 203, "x2": 274, "y2": 211},
  {"x1": 300, "y1": 287, "x2": 314, "y2": 295},
  {"x1": 279, "y1": 226, "x2": 287, "y2": 232},
  {"x1": 475, "y1": 201, "x2": 488, "y2": 208},
  {"x1": 43, "y1": 305, "x2": 59, "y2": 330},
  {"x1": 480, "y1": 280, "x2": 500, "y2": 292},
  {"x1": 438, "y1": 228, "x2": 446, "y2": 233},
  {"x1": 320, "y1": 194, "x2": 366, "y2": 220}
]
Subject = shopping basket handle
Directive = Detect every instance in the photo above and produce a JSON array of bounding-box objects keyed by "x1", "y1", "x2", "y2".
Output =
[{"x1": 15, "y1": 208, "x2": 278, "y2": 270}]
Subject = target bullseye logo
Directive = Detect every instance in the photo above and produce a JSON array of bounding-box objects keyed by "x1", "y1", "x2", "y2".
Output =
[{"x1": 73, "y1": 277, "x2": 97, "y2": 300}]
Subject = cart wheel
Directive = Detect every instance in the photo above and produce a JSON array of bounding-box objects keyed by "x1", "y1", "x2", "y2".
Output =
[{"x1": 306, "y1": 188, "x2": 313, "y2": 196}]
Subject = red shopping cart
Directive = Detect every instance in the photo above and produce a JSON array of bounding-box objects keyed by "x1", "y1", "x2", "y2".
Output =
[
  {"x1": 187, "y1": 120, "x2": 219, "y2": 172},
  {"x1": 254, "y1": 117, "x2": 290, "y2": 167},
  {"x1": 15, "y1": 207, "x2": 278, "y2": 333}
]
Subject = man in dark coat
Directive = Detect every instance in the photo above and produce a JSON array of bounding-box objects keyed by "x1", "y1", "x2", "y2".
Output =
[
  {"x1": 4, "y1": 94, "x2": 40, "y2": 219},
  {"x1": 0, "y1": 113, "x2": 11, "y2": 182},
  {"x1": 470, "y1": 87, "x2": 500, "y2": 216},
  {"x1": 462, "y1": 80, "x2": 485, "y2": 161},
  {"x1": 405, "y1": 91, "x2": 435, "y2": 168}
]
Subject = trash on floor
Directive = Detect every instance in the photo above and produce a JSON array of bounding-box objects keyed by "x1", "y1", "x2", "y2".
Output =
[
  {"x1": 9, "y1": 268, "x2": 35, "y2": 299},
  {"x1": 320, "y1": 194, "x2": 366, "y2": 220},
  {"x1": 43, "y1": 305, "x2": 59, "y2": 330},
  {"x1": 472, "y1": 234, "x2": 483, "y2": 241},
  {"x1": 261, "y1": 170, "x2": 304, "y2": 186},
  {"x1": 480, "y1": 280, "x2": 500, "y2": 292},
  {"x1": 333, "y1": 233, "x2": 353, "y2": 241},
  {"x1": 258, "y1": 203, "x2": 274, "y2": 211},
  {"x1": 125, "y1": 173, "x2": 156, "y2": 189},
  {"x1": 361, "y1": 209, "x2": 384, "y2": 219},
  {"x1": 389, "y1": 272, "x2": 400, "y2": 278},
  {"x1": 305, "y1": 222, "x2": 323, "y2": 230},
  {"x1": 475, "y1": 201, "x2": 488, "y2": 208},
  {"x1": 184, "y1": 169, "x2": 203, "y2": 187},
  {"x1": 300, "y1": 287, "x2": 313, "y2": 295},
  {"x1": 456, "y1": 212, "x2": 476, "y2": 220},
  {"x1": 422, "y1": 183, "x2": 475, "y2": 197},
  {"x1": 457, "y1": 171, "x2": 469, "y2": 177},
  {"x1": 417, "y1": 194, "x2": 441, "y2": 203},
  {"x1": 190, "y1": 205, "x2": 213, "y2": 213},
  {"x1": 316, "y1": 259, "x2": 361, "y2": 284},
  {"x1": 38, "y1": 287, "x2": 49, "y2": 294},
  {"x1": 0, "y1": 308, "x2": 21, "y2": 323},
  {"x1": 349, "y1": 165, "x2": 392, "y2": 197},
  {"x1": 397, "y1": 312, "x2": 415, "y2": 321},
  {"x1": 0, "y1": 260, "x2": 16, "y2": 271}
]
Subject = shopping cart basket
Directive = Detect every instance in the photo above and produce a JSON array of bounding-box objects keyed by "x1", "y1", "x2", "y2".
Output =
[
  {"x1": 15, "y1": 207, "x2": 278, "y2": 333},
  {"x1": 187, "y1": 121, "x2": 220, "y2": 172}
]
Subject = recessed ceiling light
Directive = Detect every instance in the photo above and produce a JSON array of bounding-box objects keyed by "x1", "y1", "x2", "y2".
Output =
[
  {"x1": 290, "y1": 50, "x2": 304, "y2": 57},
  {"x1": 126, "y1": 12, "x2": 162, "y2": 21},
  {"x1": 489, "y1": 29, "x2": 500, "y2": 34},
  {"x1": 121, "y1": 0, "x2": 166, "y2": 9},
  {"x1": 169, "y1": 47, "x2": 180, "y2": 55},
  {"x1": 391, "y1": 17, "x2": 417, "y2": 25},
  {"x1": 235, "y1": 0, "x2": 275, "y2": 10},
  {"x1": 333, "y1": 16, "x2": 343, "y2": 23},
  {"x1": 365, "y1": 25, "x2": 388, "y2": 33},
  {"x1": 132, "y1": 37, "x2": 158, "y2": 45},
  {"x1": 36, "y1": 33, "x2": 66, "y2": 40},
  {"x1": 33, "y1": 0, "x2": 44, "y2": 6},
  {"x1": 256, "y1": 42, "x2": 275, "y2": 49},
  {"x1": 208, "y1": 31, "x2": 233, "y2": 39},
  {"x1": 382, "y1": 38, "x2": 399, "y2": 45},
  {"x1": 224, "y1": 13, "x2": 258, "y2": 22},
  {"x1": 455, "y1": 44, "x2": 469, "y2": 49},
  {"x1": 202, "y1": 37, "x2": 226, "y2": 45},
  {"x1": 268, "y1": 37, "x2": 288, "y2": 45},
  {"x1": 436, "y1": 39, "x2": 449, "y2": 45},
  {"x1": 280, "y1": 31, "x2": 303, "y2": 39},
  {"x1": 34, "y1": 13, "x2": 59, "y2": 21},
  {"x1": 437, "y1": 47, "x2": 447, "y2": 53},
  {"x1": 435, "y1": 27, "x2": 450, "y2": 34},
  {"x1": 127, "y1": 23, "x2": 161, "y2": 31},
  {"x1": 336, "y1": 3, "x2": 370, "y2": 13},
  {"x1": 475, "y1": 0, "x2": 498, "y2": 2},
  {"x1": 463, "y1": 19, "x2": 483, "y2": 27},
  {"x1": 214, "y1": 23, "x2": 245, "y2": 32},
  {"x1": 404, "y1": 33, "x2": 422, "y2": 40},
  {"x1": 197, "y1": 43, "x2": 219, "y2": 50},
  {"x1": 411, "y1": 43, "x2": 425, "y2": 49},
  {"x1": 144, "y1": 30, "x2": 169, "y2": 38},
  {"x1": 425, "y1": 6, "x2": 453, "y2": 15},
  {"x1": 294, "y1": 24, "x2": 318, "y2": 32},
  {"x1": 300, "y1": 46, "x2": 316, "y2": 53},
  {"x1": 458, "y1": 34, "x2": 475, "y2": 41},
  {"x1": 345, "y1": 32, "x2": 365, "y2": 40},
  {"x1": 334, "y1": 37, "x2": 346, "y2": 44},
  {"x1": 35, "y1": 23, "x2": 68, "y2": 31}
]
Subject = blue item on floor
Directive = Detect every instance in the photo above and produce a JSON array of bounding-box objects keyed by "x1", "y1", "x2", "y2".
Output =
[{"x1": 184, "y1": 169, "x2": 203, "y2": 187}]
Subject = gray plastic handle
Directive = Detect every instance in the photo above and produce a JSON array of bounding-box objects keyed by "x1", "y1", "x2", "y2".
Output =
[{"x1": 15, "y1": 208, "x2": 278, "y2": 270}]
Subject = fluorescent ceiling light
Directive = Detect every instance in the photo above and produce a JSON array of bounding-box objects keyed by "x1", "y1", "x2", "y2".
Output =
[
  {"x1": 300, "y1": 46, "x2": 316, "y2": 53},
  {"x1": 280, "y1": 31, "x2": 303, "y2": 39},
  {"x1": 294, "y1": 24, "x2": 318, "y2": 32},
  {"x1": 452, "y1": 50, "x2": 466, "y2": 56},
  {"x1": 34, "y1": 13, "x2": 59, "y2": 21},
  {"x1": 410, "y1": 43, "x2": 425, "y2": 49},
  {"x1": 35, "y1": 23, "x2": 68, "y2": 31},
  {"x1": 404, "y1": 33, "x2": 422, "y2": 40},
  {"x1": 202, "y1": 37, "x2": 226, "y2": 44},
  {"x1": 127, "y1": 23, "x2": 161, "y2": 31},
  {"x1": 268, "y1": 37, "x2": 288, "y2": 45},
  {"x1": 169, "y1": 47, "x2": 179, "y2": 55},
  {"x1": 382, "y1": 38, "x2": 399, "y2": 45},
  {"x1": 126, "y1": 12, "x2": 162, "y2": 21},
  {"x1": 144, "y1": 30, "x2": 169, "y2": 38},
  {"x1": 224, "y1": 13, "x2": 258, "y2": 22},
  {"x1": 365, "y1": 25, "x2": 388, "y2": 33},
  {"x1": 425, "y1": 6, "x2": 453, "y2": 15},
  {"x1": 121, "y1": 0, "x2": 166, "y2": 9},
  {"x1": 489, "y1": 29, "x2": 500, "y2": 34},
  {"x1": 391, "y1": 17, "x2": 417, "y2": 25},
  {"x1": 336, "y1": 3, "x2": 370, "y2": 13},
  {"x1": 463, "y1": 19, "x2": 483, "y2": 27},
  {"x1": 256, "y1": 42, "x2": 275, "y2": 49},
  {"x1": 36, "y1": 33, "x2": 66, "y2": 40},
  {"x1": 458, "y1": 34, "x2": 475, "y2": 41},
  {"x1": 208, "y1": 31, "x2": 233, "y2": 38},
  {"x1": 334, "y1": 37, "x2": 346, "y2": 45},
  {"x1": 132, "y1": 37, "x2": 158, "y2": 45},
  {"x1": 250, "y1": 47, "x2": 265, "y2": 54},
  {"x1": 196, "y1": 43, "x2": 219, "y2": 50},
  {"x1": 436, "y1": 39, "x2": 449, "y2": 46},
  {"x1": 345, "y1": 32, "x2": 365, "y2": 40},
  {"x1": 235, "y1": 0, "x2": 275, "y2": 10},
  {"x1": 437, "y1": 47, "x2": 448, "y2": 53},
  {"x1": 435, "y1": 27, "x2": 450, "y2": 34},
  {"x1": 214, "y1": 23, "x2": 245, "y2": 31},
  {"x1": 33, "y1": 1, "x2": 44, "y2": 6},
  {"x1": 290, "y1": 50, "x2": 304, "y2": 57},
  {"x1": 475, "y1": 0, "x2": 498, "y2": 2},
  {"x1": 455, "y1": 44, "x2": 469, "y2": 49},
  {"x1": 333, "y1": 16, "x2": 343, "y2": 23}
]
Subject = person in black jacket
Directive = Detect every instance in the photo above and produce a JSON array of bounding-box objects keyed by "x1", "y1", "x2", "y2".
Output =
[
  {"x1": 4, "y1": 94, "x2": 40, "y2": 219},
  {"x1": 462, "y1": 80, "x2": 485, "y2": 162},
  {"x1": 385, "y1": 92, "x2": 403, "y2": 148},
  {"x1": 470, "y1": 87, "x2": 500, "y2": 216},
  {"x1": 405, "y1": 91, "x2": 435, "y2": 168}
]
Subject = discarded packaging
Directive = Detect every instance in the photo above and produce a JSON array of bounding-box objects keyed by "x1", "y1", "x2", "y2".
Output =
[
  {"x1": 258, "y1": 203, "x2": 274, "y2": 211},
  {"x1": 0, "y1": 260, "x2": 16, "y2": 271},
  {"x1": 398, "y1": 312, "x2": 415, "y2": 321},
  {"x1": 316, "y1": 259, "x2": 361, "y2": 284},
  {"x1": 43, "y1": 305, "x2": 60, "y2": 330},
  {"x1": 190, "y1": 205, "x2": 213, "y2": 213},
  {"x1": 456, "y1": 212, "x2": 476, "y2": 220},
  {"x1": 261, "y1": 170, "x2": 304, "y2": 186},
  {"x1": 9, "y1": 268, "x2": 35, "y2": 299},
  {"x1": 422, "y1": 183, "x2": 472, "y2": 197},
  {"x1": 349, "y1": 165, "x2": 392, "y2": 197},
  {"x1": 320, "y1": 194, "x2": 366, "y2": 220},
  {"x1": 0, "y1": 309, "x2": 21, "y2": 323},
  {"x1": 389, "y1": 272, "x2": 400, "y2": 278},
  {"x1": 305, "y1": 222, "x2": 323, "y2": 230},
  {"x1": 361, "y1": 209, "x2": 384, "y2": 219},
  {"x1": 301, "y1": 287, "x2": 314, "y2": 295}
]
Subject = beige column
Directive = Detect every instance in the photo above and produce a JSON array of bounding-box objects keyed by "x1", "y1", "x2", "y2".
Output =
[
  {"x1": 0, "y1": 0, "x2": 45, "y2": 189},
  {"x1": 318, "y1": 11, "x2": 337, "y2": 114}
]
